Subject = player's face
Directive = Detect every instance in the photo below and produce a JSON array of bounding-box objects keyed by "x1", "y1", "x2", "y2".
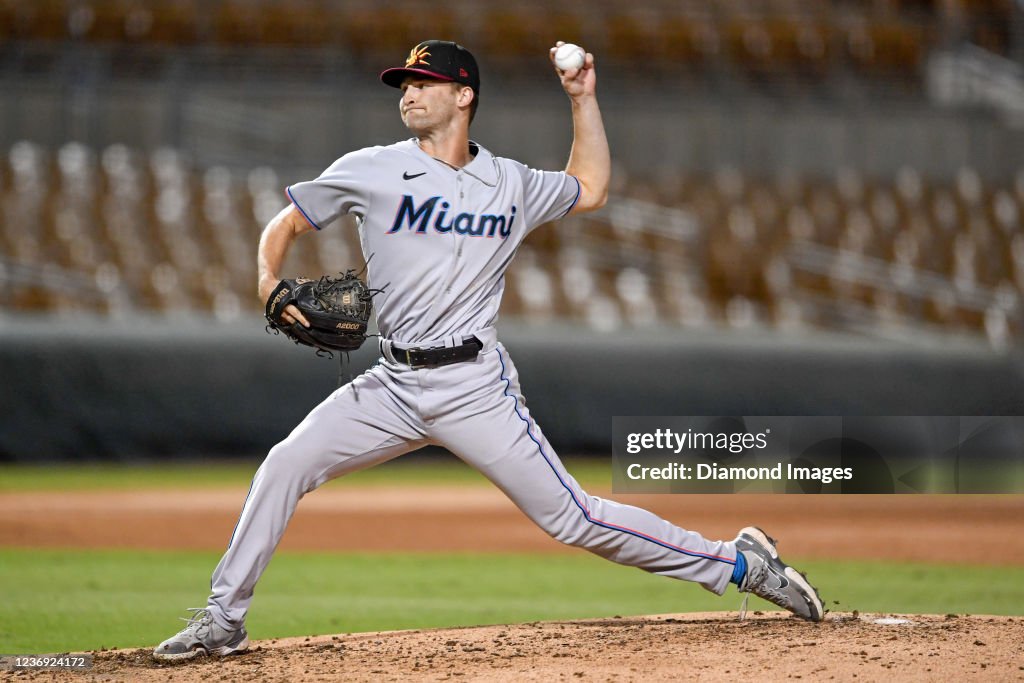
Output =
[{"x1": 399, "y1": 77, "x2": 460, "y2": 133}]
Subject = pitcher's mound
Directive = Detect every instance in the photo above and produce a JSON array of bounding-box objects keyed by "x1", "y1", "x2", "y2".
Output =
[{"x1": 78, "y1": 612, "x2": 1021, "y2": 682}]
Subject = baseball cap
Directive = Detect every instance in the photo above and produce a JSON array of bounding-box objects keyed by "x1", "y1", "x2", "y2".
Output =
[{"x1": 380, "y1": 40, "x2": 480, "y2": 94}]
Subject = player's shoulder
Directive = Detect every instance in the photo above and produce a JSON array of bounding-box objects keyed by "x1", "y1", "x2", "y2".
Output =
[
  {"x1": 367, "y1": 139, "x2": 422, "y2": 162},
  {"x1": 365, "y1": 138, "x2": 436, "y2": 166},
  {"x1": 324, "y1": 141, "x2": 413, "y2": 172},
  {"x1": 487, "y1": 153, "x2": 535, "y2": 185},
  {"x1": 488, "y1": 149, "x2": 527, "y2": 172},
  {"x1": 324, "y1": 145, "x2": 380, "y2": 169},
  {"x1": 493, "y1": 154, "x2": 570, "y2": 188},
  {"x1": 489, "y1": 150, "x2": 559, "y2": 176}
]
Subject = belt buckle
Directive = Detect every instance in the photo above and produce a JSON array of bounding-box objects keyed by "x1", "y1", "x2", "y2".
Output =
[{"x1": 404, "y1": 348, "x2": 425, "y2": 370}]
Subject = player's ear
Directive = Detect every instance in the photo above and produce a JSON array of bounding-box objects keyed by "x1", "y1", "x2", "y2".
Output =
[{"x1": 456, "y1": 85, "x2": 474, "y2": 109}]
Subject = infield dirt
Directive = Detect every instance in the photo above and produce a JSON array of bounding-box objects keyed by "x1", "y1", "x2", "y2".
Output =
[
  {"x1": 12, "y1": 612, "x2": 1023, "y2": 682},
  {"x1": 1, "y1": 488, "x2": 1022, "y2": 564}
]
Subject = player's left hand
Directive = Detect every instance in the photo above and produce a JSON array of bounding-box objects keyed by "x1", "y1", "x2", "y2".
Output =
[{"x1": 550, "y1": 41, "x2": 596, "y2": 100}]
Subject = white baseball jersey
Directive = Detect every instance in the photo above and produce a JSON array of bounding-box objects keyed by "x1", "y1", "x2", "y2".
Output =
[
  {"x1": 286, "y1": 139, "x2": 580, "y2": 344},
  {"x1": 204, "y1": 138, "x2": 738, "y2": 630}
]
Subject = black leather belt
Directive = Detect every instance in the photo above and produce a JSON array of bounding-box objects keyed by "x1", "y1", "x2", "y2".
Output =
[{"x1": 398, "y1": 336, "x2": 483, "y2": 369}]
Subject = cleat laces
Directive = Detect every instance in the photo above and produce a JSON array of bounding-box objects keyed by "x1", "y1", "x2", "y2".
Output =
[
  {"x1": 176, "y1": 607, "x2": 214, "y2": 638},
  {"x1": 737, "y1": 551, "x2": 793, "y2": 619}
]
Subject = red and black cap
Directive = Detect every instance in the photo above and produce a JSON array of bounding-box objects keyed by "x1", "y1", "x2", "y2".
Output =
[{"x1": 380, "y1": 40, "x2": 480, "y2": 93}]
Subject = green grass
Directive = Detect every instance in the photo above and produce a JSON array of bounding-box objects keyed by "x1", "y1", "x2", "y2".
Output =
[
  {"x1": 1, "y1": 548, "x2": 1021, "y2": 654},
  {"x1": 0, "y1": 458, "x2": 613, "y2": 492}
]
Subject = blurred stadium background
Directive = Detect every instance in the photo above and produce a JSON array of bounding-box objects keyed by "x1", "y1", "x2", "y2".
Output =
[{"x1": 2, "y1": 0, "x2": 1023, "y2": 460}]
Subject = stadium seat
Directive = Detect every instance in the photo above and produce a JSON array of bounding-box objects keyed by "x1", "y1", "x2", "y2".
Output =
[
  {"x1": 658, "y1": 14, "x2": 721, "y2": 67},
  {"x1": 603, "y1": 12, "x2": 661, "y2": 66},
  {"x1": 990, "y1": 189, "x2": 1019, "y2": 237},
  {"x1": 478, "y1": 8, "x2": 542, "y2": 60},
  {"x1": 964, "y1": 0, "x2": 1013, "y2": 56},
  {"x1": 9, "y1": 0, "x2": 67, "y2": 41},
  {"x1": 791, "y1": 20, "x2": 832, "y2": 76},
  {"x1": 341, "y1": 6, "x2": 457, "y2": 59},
  {"x1": 846, "y1": 21, "x2": 926, "y2": 78},
  {"x1": 868, "y1": 186, "x2": 901, "y2": 236},
  {"x1": 1, "y1": 136, "x2": 1018, "y2": 343},
  {"x1": 0, "y1": 0, "x2": 15, "y2": 42},
  {"x1": 658, "y1": 269, "x2": 713, "y2": 327},
  {"x1": 77, "y1": 0, "x2": 128, "y2": 42},
  {"x1": 615, "y1": 267, "x2": 660, "y2": 326},
  {"x1": 807, "y1": 184, "x2": 842, "y2": 246},
  {"x1": 261, "y1": 0, "x2": 333, "y2": 47},
  {"x1": 211, "y1": 0, "x2": 265, "y2": 46},
  {"x1": 142, "y1": 0, "x2": 198, "y2": 45},
  {"x1": 726, "y1": 18, "x2": 776, "y2": 74},
  {"x1": 545, "y1": 10, "x2": 585, "y2": 50},
  {"x1": 120, "y1": 1, "x2": 153, "y2": 42}
]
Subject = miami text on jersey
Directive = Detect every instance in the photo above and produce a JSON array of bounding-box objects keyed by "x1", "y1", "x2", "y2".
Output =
[{"x1": 388, "y1": 195, "x2": 517, "y2": 238}]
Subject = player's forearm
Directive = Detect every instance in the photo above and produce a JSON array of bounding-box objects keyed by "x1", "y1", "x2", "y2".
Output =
[
  {"x1": 257, "y1": 205, "x2": 311, "y2": 301},
  {"x1": 566, "y1": 95, "x2": 610, "y2": 212}
]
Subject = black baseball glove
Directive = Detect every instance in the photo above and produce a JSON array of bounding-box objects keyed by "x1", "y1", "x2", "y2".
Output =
[{"x1": 265, "y1": 271, "x2": 374, "y2": 354}]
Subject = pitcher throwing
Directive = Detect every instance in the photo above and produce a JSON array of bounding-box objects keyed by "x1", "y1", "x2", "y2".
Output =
[{"x1": 153, "y1": 39, "x2": 823, "y2": 662}]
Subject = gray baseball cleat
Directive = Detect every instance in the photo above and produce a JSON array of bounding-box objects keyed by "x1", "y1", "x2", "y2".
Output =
[
  {"x1": 735, "y1": 527, "x2": 825, "y2": 622},
  {"x1": 152, "y1": 608, "x2": 249, "y2": 661}
]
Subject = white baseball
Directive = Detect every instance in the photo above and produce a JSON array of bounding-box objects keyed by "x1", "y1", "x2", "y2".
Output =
[{"x1": 554, "y1": 43, "x2": 585, "y2": 71}]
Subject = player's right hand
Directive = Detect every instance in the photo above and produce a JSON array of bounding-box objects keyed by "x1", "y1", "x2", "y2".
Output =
[{"x1": 549, "y1": 41, "x2": 596, "y2": 100}]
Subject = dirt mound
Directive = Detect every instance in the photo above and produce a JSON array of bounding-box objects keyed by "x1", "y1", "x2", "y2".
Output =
[{"x1": 23, "y1": 612, "x2": 1022, "y2": 682}]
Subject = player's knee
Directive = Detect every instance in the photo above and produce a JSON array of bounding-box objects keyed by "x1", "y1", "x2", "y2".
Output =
[
  {"x1": 536, "y1": 499, "x2": 598, "y2": 548},
  {"x1": 549, "y1": 525, "x2": 590, "y2": 547},
  {"x1": 260, "y1": 440, "x2": 315, "y2": 484}
]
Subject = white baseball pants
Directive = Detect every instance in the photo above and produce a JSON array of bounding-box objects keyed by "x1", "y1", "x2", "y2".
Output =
[{"x1": 207, "y1": 337, "x2": 738, "y2": 628}]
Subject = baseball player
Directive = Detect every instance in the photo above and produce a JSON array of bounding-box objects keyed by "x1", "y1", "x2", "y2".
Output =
[{"x1": 153, "y1": 40, "x2": 823, "y2": 661}]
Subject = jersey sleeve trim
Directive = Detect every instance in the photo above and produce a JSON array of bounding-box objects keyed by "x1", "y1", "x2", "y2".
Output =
[
  {"x1": 285, "y1": 186, "x2": 322, "y2": 231},
  {"x1": 560, "y1": 175, "x2": 582, "y2": 218}
]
